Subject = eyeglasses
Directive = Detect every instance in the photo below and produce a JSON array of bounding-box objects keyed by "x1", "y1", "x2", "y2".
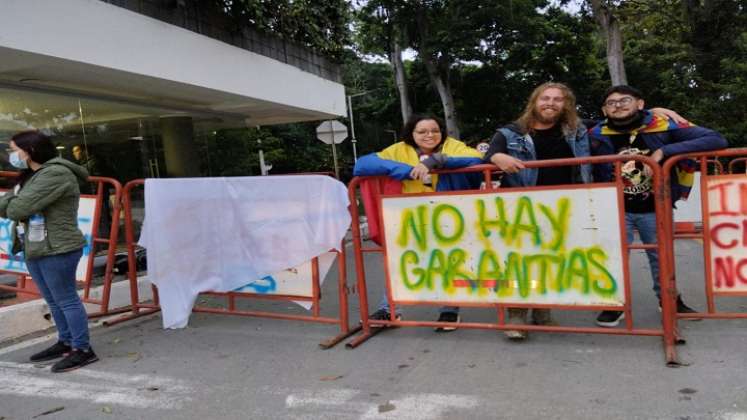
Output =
[
  {"x1": 604, "y1": 96, "x2": 635, "y2": 108},
  {"x1": 414, "y1": 129, "x2": 441, "y2": 136}
]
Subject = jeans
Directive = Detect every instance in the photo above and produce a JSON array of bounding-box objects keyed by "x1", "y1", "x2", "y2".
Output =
[
  {"x1": 625, "y1": 212, "x2": 660, "y2": 297},
  {"x1": 26, "y1": 249, "x2": 89, "y2": 350},
  {"x1": 376, "y1": 294, "x2": 459, "y2": 314}
]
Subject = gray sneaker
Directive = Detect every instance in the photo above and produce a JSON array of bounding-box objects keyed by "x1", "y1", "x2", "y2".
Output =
[{"x1": 505, "y1": 308, "x2": 528, "y2": 340}]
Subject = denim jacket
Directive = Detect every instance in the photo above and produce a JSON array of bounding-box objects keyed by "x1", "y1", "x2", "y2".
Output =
[{"x1": 497, "y1": 122, "x2": 592, "y2": 187}]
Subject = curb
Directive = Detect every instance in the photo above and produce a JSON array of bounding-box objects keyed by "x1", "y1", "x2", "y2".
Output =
[{"x1": 0, "y1": 276, "x2": 153, "y2": 343}]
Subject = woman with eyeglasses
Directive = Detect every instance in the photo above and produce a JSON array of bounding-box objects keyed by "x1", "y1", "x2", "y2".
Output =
[
  {"x1": 0, "y1": 130, "x2": 97, "y2": 372},
  {"x1": 353, "y1": 113, "x2": 483, "y2": 331}
]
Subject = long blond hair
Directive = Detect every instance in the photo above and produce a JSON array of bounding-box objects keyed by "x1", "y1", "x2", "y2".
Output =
[{"x1": 515, "y1": 82, "x2": 579, "y2": 136}]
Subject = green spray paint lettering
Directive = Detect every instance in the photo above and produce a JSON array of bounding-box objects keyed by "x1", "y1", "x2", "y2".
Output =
[
  {"x1": 538, "y1": 197, "x2": 570, "y2": 251},
  {"x1": 508, "y1": 196, "x2": 542, "y2": 248},
  {"x1": 562, "y1": 248, "x2": 591, "y2": 294},
  {"x1": 475, "y1": 198, "x2": 509, "y2": 240},
  {"x1": 425, "y1": 249, "x2": 447, "y2": 291},
  {"x1": 522, "y1": 254, "x2": 554, "y2": 295},
  {"x1": 397, "y1": 205, "x2": 428, "y2": 251},
  {"x1": 400, "y1": 250, "x2": 426, "y2": 290},
  {"x1": 432, "y1": 204, "x2": 465, "y2": 246},
  {"x1": 444, "y1": 248, "x2": 475, "y2": 295},
  {"x1": 587, "y1": 246, "x2": 618, "y2": 297},
  {"x1": 477, "y1": 249, "x2": 504, "y2": 296},
  {"x1": 503, "y1": 252, "x2": 530, "y2": 298},
  {"x1": 544, "y1": 254, "x2": 567, "y2": 294}
]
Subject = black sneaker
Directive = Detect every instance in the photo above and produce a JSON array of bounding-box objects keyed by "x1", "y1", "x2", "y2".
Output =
[
  {"x1": 675, "y1": 296, "x2": 697, "y2": 314},
  {"x1": 51, "y1": 348, "x2": 99, "y2": 373},
  {"x1": 29, "y1": 341, "x2": 71, "y2": 362},
  {"x1": 596, "y1": 311, "x2": 624, "y2": 327},
  {"x1": 434, "y1": 311, "x2": 460, "y2": 332},
  {"x1": 658, "y1": 296, "x2": 698, "y2": 312},
  {"x1": 659, "y1": 296, "x2": 700, "y2": 320},
  {"x1": 369, "y1": 309, "x2": 402, "y2": 327}
]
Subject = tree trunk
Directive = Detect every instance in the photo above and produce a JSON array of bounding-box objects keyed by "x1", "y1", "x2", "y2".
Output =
[
  {"x1": 589, "y1": 0, "x2": 628, "y2": 85},
  {"x1": 390, "y1": 37, "x2": 413, "y2": 123},
  {"x1": 414, "y1": 4, "x2": 460, "y2": 138},
  {"x1": 422, "y1": 56, "x2": 459, "y2": 139}
]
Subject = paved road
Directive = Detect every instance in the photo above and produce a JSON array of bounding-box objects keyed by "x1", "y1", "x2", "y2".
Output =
[{"x1": 1, "y1": 240, "x2": 746, "y2": 420}]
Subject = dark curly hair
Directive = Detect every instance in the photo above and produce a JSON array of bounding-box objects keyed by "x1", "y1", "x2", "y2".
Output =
[{"x1": 400, "y1": 114, "x2": 447, "y2": 152}]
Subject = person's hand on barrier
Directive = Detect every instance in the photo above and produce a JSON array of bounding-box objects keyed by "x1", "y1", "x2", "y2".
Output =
[
  {"x1": 651, "y1": 107, "x2": 689, "y2": 125},
  {"x1": 410, "y1": 163, "x2": 431, "y2": 181},
  {"x1": 650, "y1": 149, "x2": 664, "y2": 163},
  {"x1": 490, "y1": 153, "x2": 525, "y2": 173}
]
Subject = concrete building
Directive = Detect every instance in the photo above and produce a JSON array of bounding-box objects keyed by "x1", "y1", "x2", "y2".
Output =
[{"x1": 0, "y1": 0, "x2": 346, "y2": 179}]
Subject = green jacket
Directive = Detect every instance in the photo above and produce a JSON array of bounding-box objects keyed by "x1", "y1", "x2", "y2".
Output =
[{"x1": 0, "y1": 158, "x2": 89, "y2": 260}]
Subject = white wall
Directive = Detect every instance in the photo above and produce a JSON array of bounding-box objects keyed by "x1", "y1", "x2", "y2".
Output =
[{"x1": 0, "y1": 0, "x2": 346, "y2": 119}]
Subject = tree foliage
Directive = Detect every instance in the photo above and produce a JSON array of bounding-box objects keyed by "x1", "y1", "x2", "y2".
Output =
[
  {"x1": 212, "y1": 0, "x2": 351, "y2": 60},
  {"x1": 208, "y1": 0, "x2": 747, "y2": 178}
]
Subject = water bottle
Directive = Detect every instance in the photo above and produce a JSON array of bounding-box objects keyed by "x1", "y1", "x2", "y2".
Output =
[
  {"x1": 28, "y1": 214, "x2": 46, "y2": 242},
  {"x1": 15, "y1": 222, "x2": 25, "y2": 245}
]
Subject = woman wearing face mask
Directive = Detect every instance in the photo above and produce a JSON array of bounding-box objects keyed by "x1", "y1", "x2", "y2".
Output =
[
  {"x1": 0, "y1": 130, "x2": 96, "y2": 372},
  {"x1": 353, "y1": 114, "x2": 484, "y2": 331}
]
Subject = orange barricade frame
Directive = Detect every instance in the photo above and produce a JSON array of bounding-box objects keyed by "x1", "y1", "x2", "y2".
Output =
[
  {"x1": 347, "y1": 156, "x2": 680, "y2": 366},
  {"x1": 672, "y1": 159, "x2": 722, "y2": 235},
  {"x1": 727, "y1": 157, "x2": 747, "y2": 174},
  {"x1": 0, "y1": 171, "x2": 126, "y2": 318},
  {"x1": 662, "y1": 148, "x2": 747, "y2": 321},
  {"x1": 105, "y1": 178, "x2": 358, "y2": 349}
]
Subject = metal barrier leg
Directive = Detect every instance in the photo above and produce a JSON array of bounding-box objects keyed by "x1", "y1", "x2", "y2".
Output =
[
  {"x1": 103, "y1": 179, "x2": 162, "y2": 327},
  {"x1": 345, "y1": 322, "x2": 388, "y2": 349},
  {"x1": 103, "y1": 308, "x2": 161, "y2": 326},
  {"x1": 320, "y1": 244, "x2": 360, "y2": 349},
  {"x1": 344, "y1": 184, "x2": 380, "y2": 349}
]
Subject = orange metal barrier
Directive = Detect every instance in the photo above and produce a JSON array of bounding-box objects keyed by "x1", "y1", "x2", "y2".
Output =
[
  {"x1": 105, "y1": 178, "x2": 357, "y2": 349},
  {"x1": 727, "y1": 157, "x2": 747, "y2": 174},
  {"x1": 662, "y1": 148, "x2": 747, "y2": 321},
  {"x1": 0, "y1": 171, "x2": 126, "y2": 318},
  {"x1": 346, "y1": 155, "x2": 680, "y2": 365},
  {"x1": 673, "y1": 159, "x2": 723, "y2": 235}
]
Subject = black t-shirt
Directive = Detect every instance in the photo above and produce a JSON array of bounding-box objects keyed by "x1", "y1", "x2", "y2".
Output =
[
  {"x1": 532, "y1": 125, "x2": 574, "y2": 186},
  {"x1": 606, "y1": 134, "x2": 656, "y2": 213},
  {"x1": 605, "y1": 113, "x2": 656, "y2": 213},
  {"x1": 485, "y1": 125, "x2": 574, "y2": 186}
]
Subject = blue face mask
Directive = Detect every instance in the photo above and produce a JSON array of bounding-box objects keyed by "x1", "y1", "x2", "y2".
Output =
[{"x1": 9, "y1": 151, "x2": 28, "y2": 169}]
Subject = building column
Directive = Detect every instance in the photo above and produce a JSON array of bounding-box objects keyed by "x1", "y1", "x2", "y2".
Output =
[{"x1": 160, "y1": 116, "x2": 199, "y2": 177}]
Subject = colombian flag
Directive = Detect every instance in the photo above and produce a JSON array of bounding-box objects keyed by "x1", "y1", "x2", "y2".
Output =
[{"x1": 592, "y1": 113, "x2": 697, "y2": 200}]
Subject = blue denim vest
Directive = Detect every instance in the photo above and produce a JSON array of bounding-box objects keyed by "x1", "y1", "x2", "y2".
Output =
[{"x1": 499, "y1": 123, "x2": 592, "y2": 187}]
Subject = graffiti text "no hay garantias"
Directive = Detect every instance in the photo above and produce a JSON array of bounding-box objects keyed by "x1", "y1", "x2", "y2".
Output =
[{"x1": 394, "y1": 196, "x2": 618, "y2": 298}]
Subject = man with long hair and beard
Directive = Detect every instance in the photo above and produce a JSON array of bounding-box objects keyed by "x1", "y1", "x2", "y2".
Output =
[{"x1": 484, "y1": 82, "x2": 593, "y2": 340}]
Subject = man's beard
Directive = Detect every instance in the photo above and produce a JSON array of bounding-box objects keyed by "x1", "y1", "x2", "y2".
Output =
[
  {"x1": 533, "y1": 106, "x2": 562, "y2": 125},
  {"x1": 608, "y1": 110, "x2": 644, "y2": 129},
  {"x1": 607, "y1": 109, "x2": 639, "y2": 125}
]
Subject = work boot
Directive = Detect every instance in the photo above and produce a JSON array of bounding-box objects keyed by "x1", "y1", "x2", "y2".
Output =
[
  {"x1": 504, "y1": 308, "x2": 528, "y2": 340},
  {"x1": 531, "y1": 308, "x2": 557, "y2": 326}
]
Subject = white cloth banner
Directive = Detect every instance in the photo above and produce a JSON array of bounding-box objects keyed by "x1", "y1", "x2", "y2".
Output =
[{"x1": 141, "y1": 175, "x2": 351, "y2": 328}]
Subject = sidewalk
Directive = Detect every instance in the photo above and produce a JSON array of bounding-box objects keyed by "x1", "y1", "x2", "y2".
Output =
[{"x1": 0, "y1": 239, "x2": 745, "y2": 420}]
